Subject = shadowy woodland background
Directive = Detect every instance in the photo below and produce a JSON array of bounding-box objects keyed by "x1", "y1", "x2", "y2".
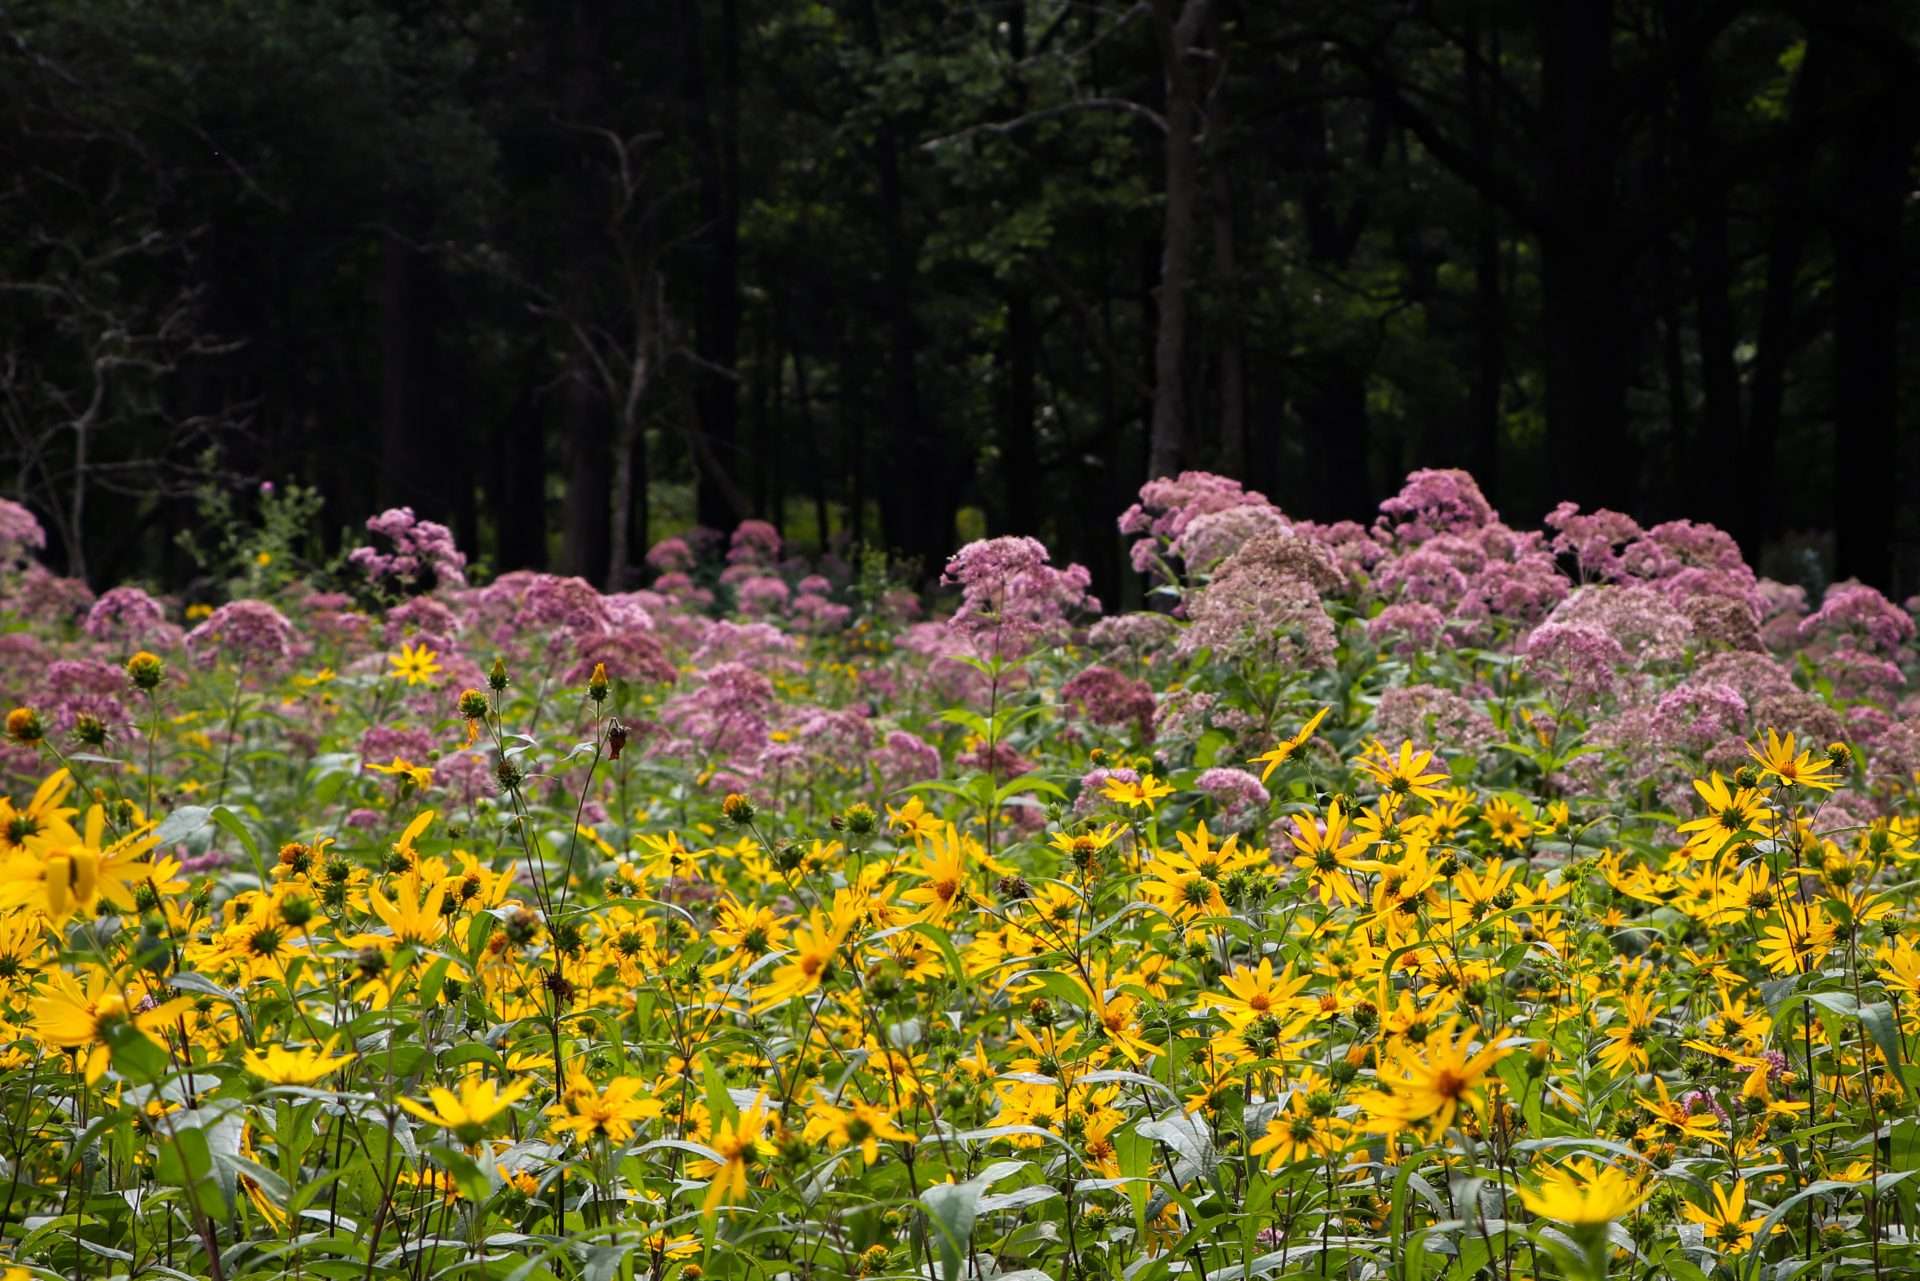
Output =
[{"x1": 4, "y1": 0, "x2": 1917, "y2": 600}]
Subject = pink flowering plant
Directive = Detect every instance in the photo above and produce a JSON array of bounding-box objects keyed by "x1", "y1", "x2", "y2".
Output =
[{"x1": 0, "y1": 471, "x2": 1917, "y2": 1281}]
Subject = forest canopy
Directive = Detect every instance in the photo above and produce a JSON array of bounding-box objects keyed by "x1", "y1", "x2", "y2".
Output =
[{"x1": 2, "y1": 0, "x2": 1916, "y2": 599}]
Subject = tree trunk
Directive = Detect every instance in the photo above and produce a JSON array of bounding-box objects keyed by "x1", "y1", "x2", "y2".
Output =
[
  {"x1": 1000, "y1": 0, "x2": 1041, "y2": 535},
  {"x1": 860, "y1": 0, "x2": 950, "y2": 570},
  {"x1": 1744, "y1": 28, "x2": 1831, "y2": 559},
  {"x1": 1465, "y1": 18, "x2": 1505, "y2": 491},
  {"x1": 687, "y1": 0, "x2": 743, "y2": 531},
  {"x1": 1830, "y1": 36, "x2": 1906, "y2": 589},
  {"x1": 494, "y1": 368, "x2": 548, "y2": 571},
  {"x1": 1538, "y1": 0, "x2": 1634, "y2": 512},
  {"x1": 562, "y1": 371, "x2": 613, "y2": 585},
  {"x1": 1146, "y1": 0, "x2": 1210, "y2": 480},
  {"x1": 1672, "y1": 13, "x2": 1741, "y2": 533},
  {"x1": 1206, "y1": 9, "x2": 1246, "y2": 476}
]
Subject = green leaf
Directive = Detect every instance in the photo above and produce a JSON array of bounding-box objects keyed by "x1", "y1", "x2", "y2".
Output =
[{"x1": 920, "y1": 1180, "x2": 980, "y2": 1281}]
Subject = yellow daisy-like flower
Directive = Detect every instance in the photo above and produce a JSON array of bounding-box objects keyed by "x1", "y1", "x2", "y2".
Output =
[
  {"x1": 242, "y1": 1039, "x2": 358, "y2": 1086},
  {"x1": 1747, "y1": 728, "x2": 1838, "y2": 792},
  {"x1": 387, "y1": 641, "x2": 443, "y2": 687},
  {"x1": 1103, "y1": 773, "x2": 1175, "y2": 812},
  {"x1": 1681, "y1": 1179, "x2": 1764, "y2": 1254},
  {"x1": 694, "y1": 1095, "x2": 777, "y2": 1216},
  {"x1": 1356, "y1": 1018, "x2": 1515, "y2": 1138},
  {"x1": 30, "y1": 967, "x2": 191, "y2": 1083},
  {"x1": 1248, "y1": 706, "x2": 1330, "y2": 783},
  {"x1": 802, "y1": 1092, "x2": 915, "y2": 1166},
  {"x1": 1355, "y1": 741, "x2": 1451, "y2": 804},
  {"x1": 544, "y1": 1073, "x2": 661, "y2": 1145},
  {"x1": 1517, "y1": 1156, "x2": 1650, "y2": 1226},
  {"x1": 399, "y1": 1076, "x2": 532, "y2": 1144}
]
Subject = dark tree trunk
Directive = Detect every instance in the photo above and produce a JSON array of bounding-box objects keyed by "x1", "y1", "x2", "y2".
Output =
[
  {"x1": 1672, "y1": 14, "x2": 1742, "y2": 533},
  {"x1": 1290, "y1": 66, "x2": 1385, "y2": 520},
  {"x1": 1743, "y1": 30, "x2": 1836, "y2": 559},
  {"x1": 687, "y1": 0, "x2": 743, "y2": 530},
  {"x1": 1146, "y1": 0, "x2": 1209, "y2": 480},
  {"x1": 495, "y1": 372, "x2": 548, "y2": 571},
  {"x1": 1003, "y1": 291, "x2": 1040, "y2": 534},
  {"x1": 1206, "y1": 8, "x2": 1246, "y2": 476},
  {"x1": 1538, "y1": 0, "x2": 1634, "y2": 511},
  {"x1": 859, "y1": 0, "x2": 950, "y2": 571},
  {"x1": 1830, "y1": 35, "x2": 1906, "y2": 589},
  {"x1": 1000, "y1": 0, "x2": 1041, "y2": 535},
  {"x1": 1465, "y1": 22, "x2": 1505, "y2": 492},
  {"x1": 561, "y1": 373, "x2": 613, "y2": 584}
]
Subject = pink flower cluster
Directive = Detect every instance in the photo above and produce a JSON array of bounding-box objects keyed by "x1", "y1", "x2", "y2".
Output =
[
  {"x1": 348, "y1": 507, "x2": 468, "y2": 591},
  {"x1": 942, "y1": 536, "x2": 1098, "y2": 659}
]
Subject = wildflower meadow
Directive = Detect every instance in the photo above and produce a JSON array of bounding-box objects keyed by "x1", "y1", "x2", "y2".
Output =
[{"x1": 4, "y1": 468, "x2": 1920, "y2": 1281}]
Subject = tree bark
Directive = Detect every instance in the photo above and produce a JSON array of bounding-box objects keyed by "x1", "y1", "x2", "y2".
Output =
[
  {"x1": 1146, "y1": 0, "x2": 1210, "y2": 480},
  {"x1": 1206, "y1": 9, "x2": 1246, "y2": 475},
  {"x1": 1538, "y1": 0, "x2": 1635, "y2": 512},
  {"x1": 1672, "y1": 10, "x2": 1742, "y2": 534},
  {"x1": 687, "y1": 0, "x2": 743, "y2": 530},
  {"x1": 1830, "y1": 30, "x2": 1906, "y2": 589},
  {"x1": 1464, "y1": 17, "x2": 1504, "y2": 491}
]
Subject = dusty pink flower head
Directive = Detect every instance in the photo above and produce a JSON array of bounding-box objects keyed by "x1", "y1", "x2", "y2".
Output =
[
  {"x1": 1376, "y1": 469, "x2": 1496, "y2": 545},
  {"x1": 1523, "y1": 621, "x2": 1625, "y2": 701},
  {"x1": 83, "y1": 586, "x2": 171, "y2": 645},
  {"x1": 1800, "y1": 582, "x2": 1914, "y2": 656},
  {"x1": 727, "y1": 520, "x2": 783, "y2": 567},
  {"x1": 1119, "y1": 471, "x2": 1274, "y2": 578},
  {"x1": 1544, "y1": 503, "x2": 1643, "y2": 580},
  {"x1": 184, "y1": 599, "x2": 296, "y2": 670},
  {"x1": 0, "y1": 499, "x2": 45, "y2": 564},
  {"x1": 349, "y1": 507, "x2": 468, "y2": 590},
  {"x1": 646, "y1": 536, "x2": 695, "y2": 574},
  {"x1": 943, "y1": 536, "x2": 1098, "y2": 658}
]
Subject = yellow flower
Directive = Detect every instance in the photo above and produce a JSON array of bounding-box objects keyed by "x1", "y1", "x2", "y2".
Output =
[
  {"x1": 802, "y1": 1092, "x2": 914, "y2": 1165},
  {"x1": 1202, "y1": 958, "x2": 1311, "y2": 1025},
  {"x1": 1681, "y1": 1179, "x2": 1763, "y2": 1254},
  {"x1": 1248, "y1": 707, "x2": 1330, "y2": 783},
  {"x1": 751, "y1": 909, "x2": 849, "y2": 1012},
  {"x1": 1249, "y1": 1091, "x2": 1341, "y2": 1169},
  {"x1": 544, "y1": 1073, "x2": 661, "y2": 1144},
  {"x1": 1355, "y1": 741, "x2": 1451, "y2": 804},
  {"x1": 1103, "y1": 773, "x2": 1175, "y2": 812},
  {"x1": 0, "y1": 770, "x2": 80, "y2": 856},
  {"x1": 387, "y1": 642, "x2": 443, "y2": 687},
  {"x1": 1288, "y1": 801, "x2": 1371, "y2": 908},
  {"x1": 1747, "y1": 728, "x2": 1838, "y2": 792},
  {"x1": 399, "y1": 1076, "x2": 532, "y2": 1143},
  {"x1": 1357, "y1": 1018, "x2": 1515, "y2": 1138},
  {"x1": 368, "y1": 875, "x2": 448, "y2": 946},
  {"x1": 1676, "y1": 774, "x2": 1772, "y2": 859},
  {"x1": 0, "y1": 797, "x2": 159, "y2": 924},
  {"x1": 254, "y1": 550, "x2": 273, "y2": 567},
  {"x1": 365, "y1": 757, "x2": 434, "y2": 790},
  {"x1": 900, "y1": 823, "x2": 974, "y2": 923},
  {"x1": 695, "y1": 1095, "x2": 777, "y2": 1216},
  {"x1": 243, "y1": 1040, "x2": 357, "y2": 1086},
  {"x1": 885, "y1": 796, "x2": 942, "y2": 842},
  {"x1": 30, "y1": 967, "x2": 190, "y2": 1083},
  {"x1": 1481, "y1": 796, "x2": 1533, "y2": 849},
  {"x1": 1517, "y1": 1156, "x2": 1650, "y2": 1225}
]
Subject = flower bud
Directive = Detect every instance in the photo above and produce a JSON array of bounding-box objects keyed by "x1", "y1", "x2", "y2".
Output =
[
  {"x1": 588, "y1": 662, "x2": 610, "y2": 702},
  {"x1": 488, "y1": 658, "x2": 509, "y2": 692},
  {"x1": 4, "y1": 707, "x2": 43, "y2": 745},
  {"x1": 125, "y1": 651, "x2": 165, "y2": 691}
]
